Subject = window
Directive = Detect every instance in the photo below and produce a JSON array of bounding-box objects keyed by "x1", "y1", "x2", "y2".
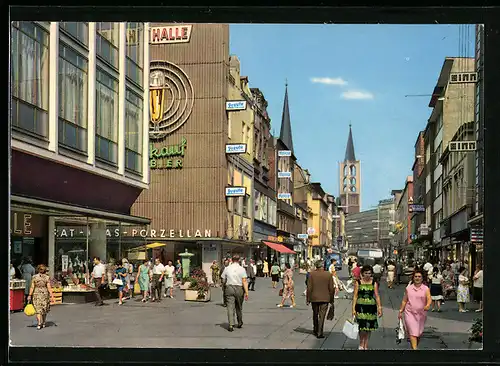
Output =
[
  {"x1": 125, "y1": 89, "x2": 143, "y2": 173},
  {"x1": 58, "y1": 43, "x2": 88, "y2": 152},
  {"x1": 96, "y1": 22, "x2": 119, "y2": 69},
  {"x1": 343, "y1": 165, "x2": 348, "y2": 176},
  {"x1": 59, "y1": 22, "x2": 88, "y2": 46},
  {"x1": 437, "y1": 113, "x2": 443, "y2": 131},
  {"x1": 350, "y1": 165, "x2": 356, "y2": 176},
  {"x1": 351, "y1": 186, "x2": 356, "y2": 192},
  {"x1": 125, "y1": 22, "x2": 144, "y2": 87},
  {"x1": 242, "y1": 194, "x2": 250, "y2": 217},
  {"x1": 242, "y1": 122, "x2": 246, "y2": 144},
  {"x1": 11, "y1": 22, "x2": 49, "y2": 138},
  {"x1": 95, "y1": 68, "x2": 119, "y2": 164},
  {"x1": 351, "y1": 177, "x2": 356, "y2": 185}
]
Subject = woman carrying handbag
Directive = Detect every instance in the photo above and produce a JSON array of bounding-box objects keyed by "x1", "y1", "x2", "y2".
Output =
[{"x1": 114, "y1": 262, "x2": 127, "y2": 305}]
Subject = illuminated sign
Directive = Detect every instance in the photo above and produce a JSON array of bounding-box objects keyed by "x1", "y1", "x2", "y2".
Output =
[
  {"x1": 150, "y1": 137, "x2": 187, "y2": 169},
  {"x1": 449, "y1": 141, "x2": 477, "y2": 152},
  {"x1": 150, "y1": 25, "x2": 193, "y2": 44},
  {"x1": 449, "y1": 72, "x2": 478, "y2": 84},
  {"x1": 225, "y1": 144, "x2": 247, "y2": 154},
  {"x1": 278, "y1": 171, "x2": 292, "y2": 179},
  {"x1": 54, "y1": 228, "x2": 212, "y2": 239},
  {"x1": 278, "y1": 150, "x2": 292, "y2": 157},
  {"x1": 297, "y1": 234, "x2": 308, "y2": 240},
  {"x1": 226, "y1": 101, "x2": 247, "y2": 111},
  {"x1": 225, "y1": 187, "x2": 247, "y2": 197},
  {"x1": 278, "y1": 193, "x2": 291, "y2": 200},
  {"x1": 10, "y1": 213, "x2": 32, "y2": 235},
  {"x1": 408, "y1": 204, "x2": 425, "y2": 213}
]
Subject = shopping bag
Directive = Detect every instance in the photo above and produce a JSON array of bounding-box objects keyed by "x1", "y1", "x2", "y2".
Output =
[
  {"x1": 396, "y1": 318, "x2": 405, "y2": 344},
  {"x1": 342, "y1": 317, "x2": 359, "y2": 339},
  {"x1": 24, "y1": 303, "x2": 36, "y2": 317},
  {"x1": 327, "y1": 303, "x2": 335, "y2": 320},
  {"x1": 112, "y1": 278, "x2": 123, "y2": 286},
  {"x1": 134, "y1": 282, "x2": 141, "y2": 294}
]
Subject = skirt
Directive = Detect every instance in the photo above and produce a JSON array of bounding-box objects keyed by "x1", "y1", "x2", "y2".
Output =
[
  {"x1": 164, "y1": 277, "x2": 174, "y2": 289},
  {"x1": 271, "y1": 274, "x2": 279, "y2": 282},
  {"x1": 430, "y1": 283, "x2": 443, "y2": 300},
  {"x1": 456, "y1": 284, "x2": 470, "y2": 303},
  {"x1": 473, "y1": 286, "x2": 483, "y2": 302}
]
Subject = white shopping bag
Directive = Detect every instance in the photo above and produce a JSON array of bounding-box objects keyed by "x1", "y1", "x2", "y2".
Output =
[
  {"x1": 396, "y1": 318, "x2": 405, "y2": 344},
  {"x1": 342, "y1": 317, "x2": 359, "y2": 340}
]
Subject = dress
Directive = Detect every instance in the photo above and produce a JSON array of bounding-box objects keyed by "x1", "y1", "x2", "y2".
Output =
[
  {"x1": 21, "y1": 264, "x2": 36, "y2": 296},
  {"x1": 164, "y1": 265, "x2": 175, "y2": 289},
  {"x1": 386, "y1": 265, "x2": 395, "y2": 283},
  {"x1": 263, "y1": 262, "x2": 269, "y2": 274},
  {"x1": 430, "y1": 274, "x2": 443, "y2": 300},
  {"x1": 456, "y1": 274, "x2": 470, "y2": 303},
  {"x1": 282, "y1": 269, "x2": 295, "y2": 299},
  {"x1": 355, "y1": 279, "x2": 378, "y2": 332},
  {"x1": 138, "y1": 264, "x2": 150, "y2": 292},
  {"x1": 115, "y1": 266, "x2": 127, "y2": 292},
  {"x1": 404, "y1": 284, "x2": 429, "y2": 337},
  {"x1": 31, "y1": 274, "x2": 51, "y2": 316}
]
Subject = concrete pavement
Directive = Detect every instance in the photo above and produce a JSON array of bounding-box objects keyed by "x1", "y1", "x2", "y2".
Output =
[{"x1": 9, "y1": 268, "x2": 482, "y2": 349}]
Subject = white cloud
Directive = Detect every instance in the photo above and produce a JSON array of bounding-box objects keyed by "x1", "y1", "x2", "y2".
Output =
[
  {"x1": 341, "y1": 90, "x2": 374, "y2": 100},
  {"x1": 310, "y1": 77, "x2": 348, "y2": 86}
]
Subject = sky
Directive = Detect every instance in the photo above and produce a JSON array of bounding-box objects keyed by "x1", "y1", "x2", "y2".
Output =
[{"x1": 229, "y1": 24, "x2": 475, "y2": 210}]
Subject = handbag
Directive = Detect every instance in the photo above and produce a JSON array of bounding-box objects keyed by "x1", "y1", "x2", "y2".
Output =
[
  {"x1": 327, "y1": 303, "x2": 335, "y2": 320},
  {"x1": 396, "y1": 318, "x2": 405, "y2": 344},
  {"x1": 112, "y1": 277, "x2": 123, "y2": 286},
  {"x1": 134, "y1": 282, "x2": 141, "y2": 294},
  {"x1": 24, "y1": 303, "x2": 36, "y2": 317},
  {"x1": 342, "y1": 317, "x2": 359, "y2": 339},
  {"x1": 278, "y1": 288, "x2": 284, "y2": 296}
]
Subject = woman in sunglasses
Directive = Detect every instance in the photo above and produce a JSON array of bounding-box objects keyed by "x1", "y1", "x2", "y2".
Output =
[{"x1": 398, "y1": 269, "x2": 432, "y2": 350}]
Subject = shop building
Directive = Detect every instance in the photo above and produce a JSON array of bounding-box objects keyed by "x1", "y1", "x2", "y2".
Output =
[
  {"x1": 131, "y1": 24, "x2": 248, "y2": 282},
  {"x1": 345, "y1": 208, "x2": 378, "y2": 255},
  {"x1": 394, "y1": 177, "x2": 413, "y2": 261},
  {"x1": 10, "y1": 22, "x2": 151, "y2": 280},
  {"x1": 293, "y1": 162, "x2": 313, "y2": 260},
  {"x1": 307, "y1": 183, "x2": 330, "y2": 258}
]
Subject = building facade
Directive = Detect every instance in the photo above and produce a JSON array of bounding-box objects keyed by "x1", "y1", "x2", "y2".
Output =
[
  {"x1": 395, "y1": 176, "x2": 413, "y2": 261},
  {"x1": 308, "y1": 183, "x2": 330, "y2": 258},
  {"x1": 131, "y1": 23, "x2": 231, "y2": 279},
  {"x1": 10, "y1": 21, "x2": 151, "y2": 278},
  {"x1": 339, "y1": 124, "x2": 361, "y2": 214},
  {"x1": 377, "y1": 198, "x2": 396, "y2": 258},
  {"x1": 345, "y1": 209, "x2": 378, "y2": 254}
]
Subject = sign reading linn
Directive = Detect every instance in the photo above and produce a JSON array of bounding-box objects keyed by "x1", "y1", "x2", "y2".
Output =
[{"x1": 150, "y1": 25, "x2": 193, "y2": 44}]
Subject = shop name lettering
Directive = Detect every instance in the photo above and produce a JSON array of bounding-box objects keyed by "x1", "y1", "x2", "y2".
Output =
[
  {"x1": 10, "y1": 213, "x2": 32, "y2": 235},
  {"x1": 150, "y1": 137, "x2": 187, "y2": 169},
  {"x1": 54, "y1": 228, "x2": 212, "y2": 238}
]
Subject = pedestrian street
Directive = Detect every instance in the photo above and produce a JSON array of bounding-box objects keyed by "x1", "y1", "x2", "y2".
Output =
[{"x1": 10, "y1": 269, "x2": 481, "y2": 350}]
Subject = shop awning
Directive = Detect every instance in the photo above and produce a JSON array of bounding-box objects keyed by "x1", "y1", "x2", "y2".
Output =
[
  {"x1": 11, "y1": 195, "x2": 150, "y2": 225},
  {"x1": 129, "y1": 242, "x2": 167, "y2": 251},
  {"x1": 263, "y1": 241, "x2": 296, "y2": 254}
]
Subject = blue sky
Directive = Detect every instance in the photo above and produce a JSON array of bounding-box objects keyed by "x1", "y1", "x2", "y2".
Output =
[{"x1": 229, "y1": 24, "x2": 475, "y2": 210}]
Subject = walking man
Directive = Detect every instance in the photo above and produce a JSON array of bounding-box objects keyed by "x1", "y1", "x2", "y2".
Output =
[
  {"x1": 306, "y1": 260, "x2": 336, "y2": 339},
  {"x1": 372, "y1": 262, "x2": 383, "y2": 286},
  {"x1": 246, "y1": 259, "x2": 257, "y2": 291},
  {"x1": 221, "y1": 255, "x2": 249, "y2": 332},
  {"x1": 221, "y1": 259, "x2": 230, "y2": 307},
  {"x1": 396, "y1": 261, "x2": 403, "y2": 285},
  {"x1": 91, "y1": 257, "x2": 106, "y2": 306},
  {"x1": 151, "y1": 258, "x2": 165, "y2": 302}
]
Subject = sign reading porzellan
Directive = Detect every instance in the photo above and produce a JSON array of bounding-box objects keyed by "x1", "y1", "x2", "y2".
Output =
[{"x1": 150, "y1": 25, "x2": 193, "y2": 44}]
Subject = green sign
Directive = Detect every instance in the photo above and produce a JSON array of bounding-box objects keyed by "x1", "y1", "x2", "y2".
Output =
[{"x1": 150, "y1": 137, "x2": 187, "y2": 169}]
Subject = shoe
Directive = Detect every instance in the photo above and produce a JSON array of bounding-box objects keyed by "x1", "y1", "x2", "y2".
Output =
[
  {"x1": 37, "y1": 325, "x2": 42, "y2": 330},
  {"x1": 475, "y1": 309, "x2": 483, "y2": 312},
  {"x1": 164, "y1": 294, "x2": 167, "y2": 298},
  {"x1": 317, "y1": 334, "x2": 325, "y2": 339},
  {"x1": 277, "y1": 304, "x2": 283, "y2": 308},
  {"x1": 236, "y1": 323, "x2": 243, "y2": 328},
  {"x1": 228, "y1": 326, "x2": 234, "y2": 332},
  {"x1": 118, "y1": 302, "x2": 123, "y2": 305},
  {"x1": 431, "y1": 309, "x2": 435, "y2": 312}
]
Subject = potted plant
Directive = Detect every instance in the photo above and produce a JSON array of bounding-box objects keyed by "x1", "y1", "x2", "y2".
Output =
[
  {"x1": 468, "y1": 318, "x2": 483, "y2": 346},
  {"x1": 184, "y1": 268, "x2": 211, "y2": 302}
]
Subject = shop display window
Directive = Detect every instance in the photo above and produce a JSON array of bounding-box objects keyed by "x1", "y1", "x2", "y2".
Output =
[{"x1": 54, "y1": 220, "x2": 89, "y2": 285}]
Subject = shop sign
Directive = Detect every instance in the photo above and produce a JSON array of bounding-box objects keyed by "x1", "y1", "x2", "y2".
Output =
[
  {"x1": 278, "y1": 171, "x2": 292, "y2": 179},
  {"x1": 150, "y1": 25, "x2": 193, "y2": 44},
  {"x1": 297, "y1": 233, "x2": 308, "y2": 240},
  {"x1": 278, "y1": 193, "x2": 291, "y2": 200},
  {"x1": 226, "y1": 101, "x2": 247, "y2": 111},
  {"x1": 150, "y1": 137, "x2": 187, "y2": 169},
  {"x1": 278, "y1": 150, "x2": 292, "y2": 157},
  {"x1": 225, "y1": 187, "x2": 246, "y2": 197},
  {"x1": 449, "y1": 72, "x2": 478, "y2": 84},
  {"x1": 267, "y1": 235, "x2": 283, "y2": 243},
  {"x1": 408, "y1": 204, "x2": 425, "y2": 213},
  {"x1": 54, "y1": 228, "x2": 212, "y2": 239},
  {"x1": 10, "y1": 212, "x2": 43, "y2": 237},
  {"x1": 225, "y1": 143, "x2": 247, "y2": 154},
  {"x1": 307, "y1": 227, "x2": 316, "y2": 236}
]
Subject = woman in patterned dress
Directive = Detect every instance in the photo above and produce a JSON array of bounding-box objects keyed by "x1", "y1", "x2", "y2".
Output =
[
  {"x1": 277, "y1": 263, "x2": 296, "y2": 308},
  {"x1": 27, "y1": 264, "x2": 55, "y2": 330},
  {"x1": 456, "y1": 266, "x2": 470, "y2": 312},
  {"x1": 352, "y1": 265, "x2": 383, "y2": 350}
]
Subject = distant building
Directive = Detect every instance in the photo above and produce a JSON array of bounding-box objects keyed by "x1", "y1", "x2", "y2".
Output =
[
  {"x1": 345, "y1": 209, "x2": 378, "y2": 254},
  {"x1": 339, "y1": 124, "x2": 361, "y2": 214},
  {"x1": 395, "y1": 176, "x2": 414, "y2": 261}
]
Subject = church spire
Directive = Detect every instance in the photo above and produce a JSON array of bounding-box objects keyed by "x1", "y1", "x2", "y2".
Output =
[
  {"x1": 344, "y1": 123, "x2": 356, "y2": 162},
  {"x1": 279, "y1": 82, "x2": 294, "y2": 154}
]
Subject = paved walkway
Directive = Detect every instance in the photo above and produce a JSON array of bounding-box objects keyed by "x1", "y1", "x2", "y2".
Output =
[{"x1": 9, "y1": 269, "x2": 482, "y2": 349}]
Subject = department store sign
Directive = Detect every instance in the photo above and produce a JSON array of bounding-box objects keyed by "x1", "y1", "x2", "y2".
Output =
[
  {"x1": 150, "y1": 25, "x2": 193, "y2": 44},
  {"x1": 150, "y1": 137, "x2": 187, "y2": 169},
  {"x1": 54, "y1": 227, "x2": 212, "y2": 239}
]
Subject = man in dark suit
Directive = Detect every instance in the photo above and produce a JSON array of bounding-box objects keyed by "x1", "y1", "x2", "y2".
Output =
[
  {"x1": 306, "y1": 260, "x2": 336, "y2": 338},
  {"x1": 246, "y1": 259, "x2": 257, "y2": 291}
]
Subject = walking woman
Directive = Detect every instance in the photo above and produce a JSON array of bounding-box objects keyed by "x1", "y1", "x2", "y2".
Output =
[
  {"x1": 137, "y1": 259, "x2": 150, "y2": 302},
  {"x1": 27, "y1": 264, "x2": 55, "y2": 330},
  {"x1": 472, "y1": 264, "x2": 483, "y2": 312},
  {"x1": 263, "y1": 260, "x2": 269, "y2": 278},
  {"x1": 352, "y1": 265, "x2": 383, "y2": 350},
  {"x1": 429, "y1": 267, "x2": 444, "y2": 312},
  {"x1": 277, "y1": 263, "x2": 296, "y2": 308},
  {"x1": 175, "y1": 259, "x2": 182, "y2": 285},
  {"x1": 115, "y1": 261, "x2": 128, "y2": 305},
  {"x1": 457, "y1": 266, "x2": 470, "y2": 312},
  {"x1": 398, "y1": 269, "x2": 432, "y2": 350},
  {"x1": 270, "y1": 262, "x2": 281, "y2": 289},
  {"x1": 20, "y1": 257, "x2": 36, "y2": 305},
  {"x1": 386, "y1": 261, "x2": 396, "y2": 289},
  {"x1": 210, "y1": 260, "x2": 221, "y2": 288}
]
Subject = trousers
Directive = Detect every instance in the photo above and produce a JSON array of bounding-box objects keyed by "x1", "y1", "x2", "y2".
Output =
[
  {"x1": 311, "y1": 302, "x2": 329, "y2": 336},
  {"x1": 225, "y1": 285, "x2": 244, "y2": 327},
  {"x1": 151, "y1": 274, "x2": 163, "y2": 300}
]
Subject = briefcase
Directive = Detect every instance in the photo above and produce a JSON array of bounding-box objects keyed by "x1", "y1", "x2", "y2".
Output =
[{"x1": 327, "y1": 303, "x2": 335, "y2": 320}]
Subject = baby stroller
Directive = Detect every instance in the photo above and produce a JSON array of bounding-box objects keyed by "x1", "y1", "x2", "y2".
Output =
[{"x1": 335, "y1": 277, "x2": 354, "y2": 299}]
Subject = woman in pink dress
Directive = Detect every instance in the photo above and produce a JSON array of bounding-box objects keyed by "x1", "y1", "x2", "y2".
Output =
[{"x1": 398, "y1": 269, "x2": 432, "y2": 350}]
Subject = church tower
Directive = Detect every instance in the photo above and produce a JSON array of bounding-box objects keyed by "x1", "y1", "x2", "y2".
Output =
[{"x1": 339, "y1": 124, "x2": 361, "y2": 214}]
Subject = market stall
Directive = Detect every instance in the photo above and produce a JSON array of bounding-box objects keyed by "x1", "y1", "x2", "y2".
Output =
[{"x1": 10, "y1": 279, "x2": 25, "y2": 312}]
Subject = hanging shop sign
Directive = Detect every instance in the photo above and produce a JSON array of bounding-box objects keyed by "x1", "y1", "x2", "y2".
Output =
[
  {"x1": 408, "y1": 204, "x2": 425, "y2": 213},
  {"x1": 278, "y1": 171, "x2": 292, "y2": 179},
  {"x1": 470, "y1": 228, "x2": 483, "y2": 242},
  {"x1": 225, "y1": 143, "x2": 247, "y2": 154},
  {"x1": 150, "y1": 25, "x2": 193, "y2": 44},
  {"x1": 297, "y1": 233, "x2": 309, "y2": 240},
  {"x1": 225, "y1": 187, "x2": 247, "y2": 197},
  {"x1": 278, "y1": 193, "x2": 291, "y2": 200},
  {"x1": 449, "y1": 72, "x2": 478, "y2": 84},
  {"x1": 278, "y1": 150, "x2": 292, "y2": 157},
  {"x1": 307, "y1": 227, "x2": 316, "y2": 236},
  {"x1": 449, "y1": 141, "x2": 477, "y2": 152},
  {"x1": 267, "y1": 235, "x2": 283, "y2": 243},
  {"x1": 150, "y1": 137, "x2": 187, "y2": 169},
  {"x1": 225, "y1": 100, "x2": 247, "y2": 111},
  {"x1": 10, "y1": 212, "x2": 44, "y2": 237},
  {"x1": 54, "y1": 227, "x2": 212, "y2": 239}
]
